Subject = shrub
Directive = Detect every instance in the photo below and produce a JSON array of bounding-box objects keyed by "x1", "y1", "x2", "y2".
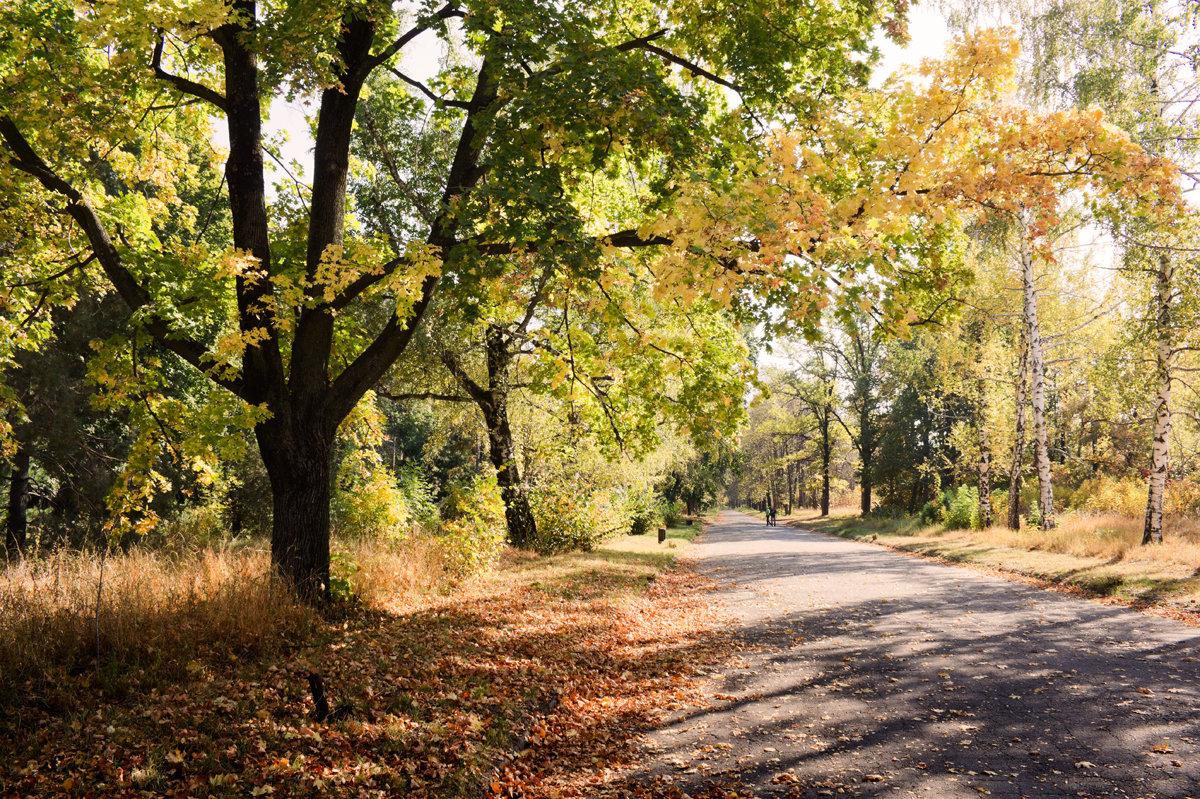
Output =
[
  {"x1": 943, "y1": 485, "x2": 980, "y2": 530},
  {"x1": 528, "y1": 482, "x2": 605, "y2": 555},
  {"x1": 437, "y1": 474, "x2": 506, "y2": 577},
  {"x1": 989, "y1": 488, "x2": 1009, "y2": 523},
  {"x1": 334, "y1": 460, "x2": 414, "y2": 540},
  {"x1": 919, "y1": 499, "x2": 945, "y2": 525},
  {"x1": 1167, "y1": 476, "x2": 1200, "y2": 517},
  {"x1": 152, "y1": 503, "x2": 227, "y2": 548},
  {"x1": 333, "y1": 392, "x2": 437, "y2": 541},
  {"x1": 662, "y1": 500, "x2": 684, "y2": 528},
  {"x1": 623, "y1": 486, "x2": 662, "y2": 536},
  {"x1": 920, "y1": 485, "x2": 979, "y2": 529},
  {"x1": 1072, "y1": 474, "x2": 1145, "y2": 518},
  {"x1": 585, "y1": 489, "x2": 633, "y2": 541}
]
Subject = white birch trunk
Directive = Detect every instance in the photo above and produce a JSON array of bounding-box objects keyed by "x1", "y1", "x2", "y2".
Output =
[
  {"x1": 977, "y1": 390, "x2": 993, "y2": 529},
  {"x1": 1019, "y1": 222, "x2": 1055, "y2": 530},
  {"x1": 1007, "y1": 332, "x2": 1028, "y2": 530},
  {"x1": 1143, "y1": 252, "x2": 1174, "y2": 545}
]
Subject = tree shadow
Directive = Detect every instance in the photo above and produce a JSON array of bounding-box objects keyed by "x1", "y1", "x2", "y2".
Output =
[{"x1": 616, "y1": 514, "x2": 1200, "y2": 798}]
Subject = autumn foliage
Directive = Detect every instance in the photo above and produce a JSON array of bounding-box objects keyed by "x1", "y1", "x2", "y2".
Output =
[{"x1": 0, "y1": 539, "x2": 733, "y2": 797}]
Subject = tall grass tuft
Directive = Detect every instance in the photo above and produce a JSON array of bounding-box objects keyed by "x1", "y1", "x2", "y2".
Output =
[
  {"x1": 338, "y1": 535, "x2": 461, "y2": 610},
  {"x1": 967, "y1": 513, "x2": 1200, "y2": 570},
  {"x1": 0, "y1": 546, "x2": 310, "y2": 692}
]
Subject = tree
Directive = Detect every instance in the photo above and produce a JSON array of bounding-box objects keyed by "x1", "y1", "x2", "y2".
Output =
[
  {"x1": 388, "y1": 252, "x2": 752, "y2": 546},
  {"x1": 0, "y1": 0, "x2": 900, "y2": 598},
  {"x1": 731, "y1": 31, "x2": 1180, "y2": 524},
  {"x1": 1016, "y1": 217, "x2": 1057, "y2": 529},
  {"x1": 823, "y1": 314, "x2": 886, "y2": 515},
  {"x1": 945, "y1": 0, "x2": 1200, "y2": 542},
  {"x1": 779, "y1": 351, "x2": 841, "y2": 516},
  {"x1": 1008, "y1": 328, "x2": 1029, "y2": 530}
]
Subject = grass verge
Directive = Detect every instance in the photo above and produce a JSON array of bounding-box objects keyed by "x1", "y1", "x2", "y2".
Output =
[
  {"x1": 779, "y1": 508, "x2": 1200, "y2": 617},
  {"x1": 0, "y1": 523, "x2": 732, "y2": 798}
]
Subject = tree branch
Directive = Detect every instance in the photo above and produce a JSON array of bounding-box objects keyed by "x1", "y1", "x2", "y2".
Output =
[
  {"x1": 366, "y1": 2, "x2": 465, "y2": 71},
  {"x1": 387, "y1": 66, "x2": 471, "y2": 109},
  {"x1": 0, "y1": 116, "x2": 244, "y2": 397},
  {"x1": 325, "y1": 56, "x2": 498, "y2": 423},
  {"x1": 630, "y1": 42, "x2": 745, "y2": 94},
  {"x1": 152, "y1": 34, "x2": 228, "y2": 112},
  {"x1": 377, "y1": 390, "x2": 475, "y2": 403}
]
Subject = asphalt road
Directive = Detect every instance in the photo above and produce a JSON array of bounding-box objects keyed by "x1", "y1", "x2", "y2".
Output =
[{"x1": 635, "y1": 511, "x2": 1200, "y2": 798}]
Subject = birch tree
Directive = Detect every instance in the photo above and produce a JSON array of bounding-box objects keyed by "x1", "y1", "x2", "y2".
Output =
[
  {"x1": 944, "y1": 0, "x2": 1199, "y2": 542},
  {"x1": 1018, "y1": 218, "x2": 1056, "y2": 528}
]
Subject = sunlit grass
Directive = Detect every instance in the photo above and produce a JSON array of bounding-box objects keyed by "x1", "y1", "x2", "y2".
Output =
[
  {"x1": 791, "y1": 509, "x2": 1200, "y2": 607},
  {"x1": 0, "y1": 545, "x2": 311, "y2": 692}
]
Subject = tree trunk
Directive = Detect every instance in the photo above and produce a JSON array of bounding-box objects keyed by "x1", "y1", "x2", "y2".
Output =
[
  {"x1": 820, "y1": 406, "x2": 832, "y2": 516},
  {"x1": 1144, "y1": 252, "x2": 1174, "y2": 545},
  {"x1": 1020, "y1": 223, "x2": 1055, "y2": 530},
  {"x1": 786, "y1": 456, "x2": 795, "y2": 515},
  {"x1": 447, "y1": 326, "x2": 538, "y2": 548},
  {"x1": 480, "y1": 397, "x2": 537, "y2": 548},
  {"x1": 859, "y1": 404, "x2": 873, "y2": 515},
  {"x1": 976, "y1": 371, "x2": 993, "y2": 528},
  {"x1": 978, "y1": 415, "x2": 993, "y2": 528},
  {"x1": 1007, "y1": 331, "x2": 1028, "y2": 530},
  {"x1": 259, "y1": 424, "x2": 333, "y2": 603},
  {"x1": 5, "y1": 447, "x2": 30, "y2": 559}
]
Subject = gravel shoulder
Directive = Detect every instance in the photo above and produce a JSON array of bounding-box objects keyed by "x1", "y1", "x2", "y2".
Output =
[{"x1": 633, "y1": 511, "x2": 1200, "y2": 798}]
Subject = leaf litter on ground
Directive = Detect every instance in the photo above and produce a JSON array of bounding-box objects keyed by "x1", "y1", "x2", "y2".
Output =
[{"x1": 1, "y1": 543, "x2": 741, "y2": 798}]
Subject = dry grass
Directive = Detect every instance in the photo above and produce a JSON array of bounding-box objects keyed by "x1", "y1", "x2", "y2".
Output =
[
  {"x1": 0, "y1": 522, "x2": 730, "y2": 798},
  {"x1": 798, "y1": 509, "x2": 1200, "y2": 609},
  {"x1": 340, "y1": 535, "x2": 459, "y2": 612},
  {"x1": 0, "y1": 533, "x2": 476, "y2": 698},
  {"x1": 936, "y1": 513, "x2": 1200, "y2": 572},
  {"x1": 0, "y1": 546, "x2": 310, "y2": 690}
]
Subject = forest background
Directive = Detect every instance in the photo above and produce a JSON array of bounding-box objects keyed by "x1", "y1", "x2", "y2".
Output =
[
  {"x1": 736, "y1": 0, "x2": 1200, "y2": 596},
  {"x1": 0, "y1": 1, "x2": 1198, "y2": 792},
  {"x1": 3, "y1": 0, "x2": 1200, "y2": 794}
]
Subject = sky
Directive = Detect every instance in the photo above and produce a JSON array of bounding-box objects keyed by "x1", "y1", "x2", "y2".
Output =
[{"x1": 874, "y1": 3, "x2": 954, "y2": 84}]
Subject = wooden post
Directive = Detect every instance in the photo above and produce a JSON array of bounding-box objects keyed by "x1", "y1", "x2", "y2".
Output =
[{"x1": 658, "y1": 527, "x2": 666, "y2": 543}]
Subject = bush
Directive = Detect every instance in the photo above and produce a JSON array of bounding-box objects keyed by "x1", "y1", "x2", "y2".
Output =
[
  {"x1": 662, "y1": 500, "x2": 684, "y2": 528},
  {"x1": 919, "y1": 499, "x2": 945, "y2": 525},
  {"x1": 920, "y1": 485, "x2": 980, "y2": 530},
  {"x1": 1167, "y1": 476, "x2": 1200, "y2": 517},
  {"x1": 528, "y1": 482, "x2": 607, "y2": 555},
  {"x1": 585, "y1": 489, "x2": 633, "y2": 541},
  {"x1": 1072, "y1": 474, "x2": 1145, "y2": 518},
  {"x1": 437, "y1": 474, "x2": 506, "y2": 577},
  {"x1": 334, "y1": 462, "x2": 413, "y2": 540},
  {"x1": 623, "y1": 486, "x2": 662, "y2": 536},
  {"x1": 989, "y1": 488, "x2": 1009, "y2": 522},
  {"x1": 943, "y1": 485, "x2": 979, "y2": 530}
]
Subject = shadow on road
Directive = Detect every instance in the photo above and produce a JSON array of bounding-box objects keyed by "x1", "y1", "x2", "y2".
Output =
[{"x1": 624, "y1": 512, "x2": 1200, "y2": 798}]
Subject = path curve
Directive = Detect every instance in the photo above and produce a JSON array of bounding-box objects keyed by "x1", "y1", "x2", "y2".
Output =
[{"x1": 636, "y1": 511, "x2": 1200, "y2": 798}]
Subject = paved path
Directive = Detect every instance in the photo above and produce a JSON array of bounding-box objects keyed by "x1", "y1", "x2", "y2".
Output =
[{"x1": 637, "y1": 511, "x2": 1200, "y2": 798}]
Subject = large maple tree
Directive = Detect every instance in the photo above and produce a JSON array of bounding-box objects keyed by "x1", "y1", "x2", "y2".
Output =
[{"x1": 0, "y1": 0, "x2": 901, "y2": 599}]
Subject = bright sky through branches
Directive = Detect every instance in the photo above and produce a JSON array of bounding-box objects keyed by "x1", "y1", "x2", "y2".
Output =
[{"x1": 872, "y1": 2, "x2": 953, "y2": 84}]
